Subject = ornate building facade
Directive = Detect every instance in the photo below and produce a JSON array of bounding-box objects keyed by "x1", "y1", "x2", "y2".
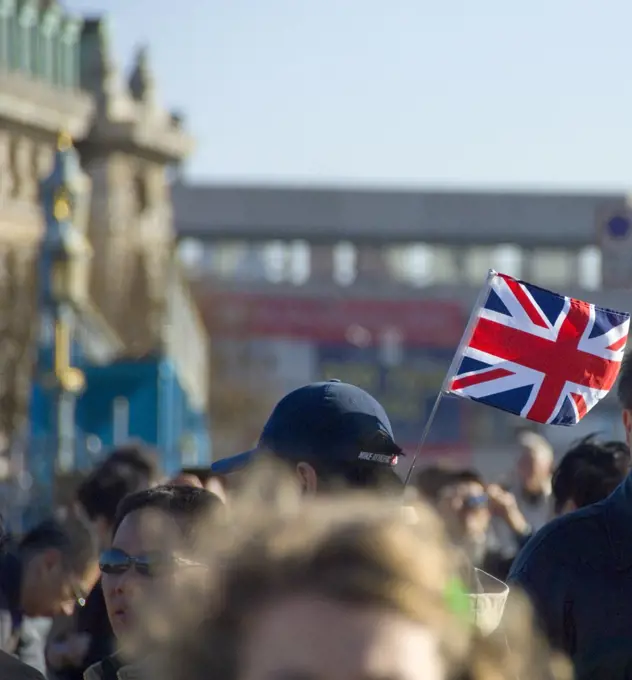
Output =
[{"x1": 0, "y1": 2, "x2": 208, "y2": 483}]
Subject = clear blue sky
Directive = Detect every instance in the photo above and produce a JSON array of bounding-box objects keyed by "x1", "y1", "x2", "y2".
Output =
[{"x1": 66, "y1": 0, "x2": 632, "y2": 189}]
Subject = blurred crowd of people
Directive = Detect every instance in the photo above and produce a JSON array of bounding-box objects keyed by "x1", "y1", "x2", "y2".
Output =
[{"x1": 2, "y1": 363, "x2": 632, "y2": 680}]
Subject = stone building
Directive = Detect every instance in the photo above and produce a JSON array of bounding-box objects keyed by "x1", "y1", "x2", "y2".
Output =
[{"x1": 0, "y1": 1, "x2": 207, "y2": 462}]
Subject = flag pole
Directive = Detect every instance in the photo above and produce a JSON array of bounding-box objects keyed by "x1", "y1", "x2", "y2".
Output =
[{"x1": 403, "y1": 269, "x2": 497, "y2": 488}]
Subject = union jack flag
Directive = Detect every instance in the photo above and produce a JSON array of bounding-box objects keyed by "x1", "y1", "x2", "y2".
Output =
[{"x1": 445, "y1": 271, "x2": 630, "y2": 426}]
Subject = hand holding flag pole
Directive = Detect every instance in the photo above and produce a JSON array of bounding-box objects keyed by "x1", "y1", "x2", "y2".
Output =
[{"x1": 404, "y1": 269, "x2": 630, "y2": 488}]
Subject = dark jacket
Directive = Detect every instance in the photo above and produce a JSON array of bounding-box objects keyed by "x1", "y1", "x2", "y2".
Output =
[
  {"x1": 84, "y1": 654, "x2": 149, "y2": 680},
  {"x1": 77, "y1": 581, "x2": 115, "y2": 672},
  {"x1": 509, "y1": 473, "x2": 632, "y2": 680},
  {"x1": 0, "y1": 649, "x2": 45, "y2": 680},
  {"x1": 54, "y1": 581, "x2": 115, "y2": 680},
  {"x1": 0, "y1": 551, "x2": 23, "y2": 654}
]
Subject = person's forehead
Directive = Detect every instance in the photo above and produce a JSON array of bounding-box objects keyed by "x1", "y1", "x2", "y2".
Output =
[
  {"x1": 451, "y1": 480, "x2": 484, "y2": 495},
  {"x1": 113, "y1": 508, "x2": 182, "y2": 551},
  {"x1": 242, "y1": 595, "x2": 443, "y2": 680}
]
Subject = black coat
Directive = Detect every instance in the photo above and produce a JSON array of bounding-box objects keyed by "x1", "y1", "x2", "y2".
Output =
[
  {"x1": 54, "y1": 580, "x2": 116, "y2": 680},
  {"x1": 0, "y1": 648, "x2": 45, "y2": 680},
  {"x1": 509, "y1": 473, "x2": 632, "y2": 679}
]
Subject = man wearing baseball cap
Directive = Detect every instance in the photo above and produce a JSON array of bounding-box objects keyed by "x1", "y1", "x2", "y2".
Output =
[{"x1": 211, "y1": 380, "x2": 404, "y2": 493}]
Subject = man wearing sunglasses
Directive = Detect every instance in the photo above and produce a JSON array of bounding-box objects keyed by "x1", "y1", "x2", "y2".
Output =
[
  {"x1": 435, "y1": 469, "x2": 530, "y2": 582},
  {"x1": 64, "y1": 444, "x2": 162, "y2": 680},
  {"x1": 84, "y1": 484, "x2": 219, "y2": 680}
]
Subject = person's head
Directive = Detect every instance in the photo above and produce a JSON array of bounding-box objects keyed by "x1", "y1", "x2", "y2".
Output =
[
  {"x1": 100, "y1": 484, "x2": 219, "y2": 654},
  {"x1": 210, "y1": 381, "x2": 404, "y2": 495},
  {"x1": 414, "y1": 465, "x2": 457, "y2": 504},
  {"x1": 516, "y1": 432, "x2": 554, "y2": 494},
  {"x1": 435, "y1": 470, "x2": 490, "y2": 548},
  {"x1": 618, "y1": 353, "x2": 632, "y2": 446},
  {"x1": 179, "y1": 467, "x2": 227, "y2": 503},
  {"x1": 164, "y1": 492, "x2": 569, "y2": 680},
  {"x1": 103, "y1": 443, "x2": 162, "y2": 488},
  {"x1": 552, "y1": 435, "x2": 630, "y2": 516},
  {"x1": 166, "y1": 495, "x2": 471, "y2": 680},
  {"x1": 19, "y1": 519, "x2": 93, "y2": 618},
  {"x1": 77, "y1": 445, "x2": 161, "y2": 551},
  {"x1": 170, "y1": 473, "x2": 204, "y2": 488}
]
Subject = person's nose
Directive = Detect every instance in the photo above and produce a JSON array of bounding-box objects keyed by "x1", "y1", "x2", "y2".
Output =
[{"x1": 113, "y1": 568, "x2": 142, "y2": 596}]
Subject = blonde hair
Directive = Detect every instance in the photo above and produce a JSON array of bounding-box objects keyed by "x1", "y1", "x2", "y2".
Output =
[{"x1": 160, "y1": 463, "x2": 570, "y2": 680}]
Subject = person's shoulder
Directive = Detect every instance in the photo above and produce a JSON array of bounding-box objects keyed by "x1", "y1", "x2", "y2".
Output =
[
  {"x1": 509, "y1": 501, "x2": 607, "y2": 580},
  {"x1": 0, "y1": 649, "x2": 46, "y2": 680}
]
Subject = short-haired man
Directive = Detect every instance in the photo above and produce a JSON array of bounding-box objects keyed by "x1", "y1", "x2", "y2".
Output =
[
  {"x1": 86, "y1": 485, "x2": 218, "y2": 680},
  {"x1": 210, "y1": 380, "x2": 404, "y2": 493},
  {"x1": 551, "y1": 435, "x2": 630, "y2": 516},
  {"x1": 58, "y1": 446, "x2": 161, "y2": 679},
  {"x1": 509, "y1": 353, "x2": 632, "y2": 679},
  {"x1": 0, "y1": 520, "x2": 86, "y2": 672}
]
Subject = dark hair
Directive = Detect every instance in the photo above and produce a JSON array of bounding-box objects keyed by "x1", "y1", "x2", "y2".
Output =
[
  {"x1": 77, "y1": 462, "x2": 151, "y2": 526},
  {"x1": 618, "y1": 353, "x2": 632, "y2": 410},
  {"x1": 179, "y1": 466, "x2": 213, "y2": 487},
  {"x1": 20, "y1": 518, "x2": 95, "y2": 576},
  {"x1": 102, "y1": 442, "x2": 161, "y2": 481},
  {"x1": 445, "y1": 469, "x2": 485, "y2": 488},
  {"x1": 552, "y1": 434, "x2": 630, "y2": 514},
  {"x1": 303, "y1": 457, "x2": 404, "y2": 494},
  {"x1": 112, "y1": 484, "x2": 219, "y2": 539},
  {"x1": 414, "y1": 465, "x2": 457, "y2": 503}
]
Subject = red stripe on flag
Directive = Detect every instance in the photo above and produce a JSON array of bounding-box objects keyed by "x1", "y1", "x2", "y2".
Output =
[
  {"x1": 502, "y1": 276, "x2": 549, "y2": 329},
  {"x1": 608, "y1": 335, "x2": 628, "y2": 352},
  {"x1": 451, "y1": 367, "x2": 514, "y2": 391},
  {"x1": 571, "y1": 392, "x2": 588, "y2": 421}
]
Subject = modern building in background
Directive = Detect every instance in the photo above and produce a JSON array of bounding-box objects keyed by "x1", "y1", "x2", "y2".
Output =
[
  {"x1": 0, "y1": 2, "x2": 210, "y2": 521},
  {"x1": 173, "y1": 183, "x2": 632, "y2": 477}
]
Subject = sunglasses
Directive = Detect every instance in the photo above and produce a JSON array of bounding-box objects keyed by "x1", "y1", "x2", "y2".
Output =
[
  {"x1": 463, "y1": 493, "x2": 489, "y2": 510},
  {"x1": 99, "y1": 548, "x2": 206, "y2": 578},
  {"x1": 99, "y1": 548, "x2": 176, "y2": 578}
]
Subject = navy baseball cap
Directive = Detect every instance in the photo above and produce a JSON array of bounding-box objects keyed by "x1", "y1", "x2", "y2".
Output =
[{"x1": 211, "y1": 380, "x2": 403, "y2": 475}]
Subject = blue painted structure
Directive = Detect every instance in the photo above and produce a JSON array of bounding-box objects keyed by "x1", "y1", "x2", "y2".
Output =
[
  {"x1": 28, "y1": 135, "x2": 211, "y2": 520},
  {"x1": 75, "y1": 355, "x2": 210, "y2": 474}
]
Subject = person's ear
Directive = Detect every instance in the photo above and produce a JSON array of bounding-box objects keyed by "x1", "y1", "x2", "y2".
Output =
[
  {"x1": 295, "y1": 462, "x2": 318, "y2": 495},
  {"x1": 559, "y1": 498, "x2": 577, "y2": 516}
]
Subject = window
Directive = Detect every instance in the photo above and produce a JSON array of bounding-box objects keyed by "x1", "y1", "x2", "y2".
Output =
[
  {"x1": 262, "y1": 241, "x2": 288, "y2": 283},
  {"x1": 288, "y1": 240, "x2": 310, "y2": 285},
  {"x1": 529, "y1": 249, "x2": 574, "y2": 287},
  {"x1": 56, "y1": 30, "x2": 70, "y2": 86},
  {"x1": 464, "y1": 245, "x2": 523, "y2": 284},
  {"x1": 29, "y1": 21, "x2": 38, "y2": 77},
  {"x1": 333, "y1": 241, "x2": 357, "y2": 286},
  {"x1": 387, "y1": 244, "x2": 434, "y2": 286},
  {"x1": 18, "y1": 3, "x2": 36, "y2": 75},
  {"x1": 177, "y1": 239, "x2": 206, "y2": 272},
  {"x1": 7, "y1": 12, "x2": 18, "y2": 71},
  {"x1": 387, "y1": 244, "x2": 461, "y2": 286},
  {"x1": 39, "y1": 10, "x2": 59, "y2": 84},
  {"x1": 0, "y1": 2, "x2": 9, "y2": 69},
  {"x1": 58, "y1": 18, "x2": 81, "y2": 89},
  {"x1": 464, "y1": 247, "x2": 492, "y2": 284},
  {"x1": 51, "y1": 30, "x2": 61, "y2": 85},
  {"x1": 578, "y1": 246, "x2": 601, "y2": 291},
  {"x1": 214, "y1": 242, "x2": 249, "y2": 279}
]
